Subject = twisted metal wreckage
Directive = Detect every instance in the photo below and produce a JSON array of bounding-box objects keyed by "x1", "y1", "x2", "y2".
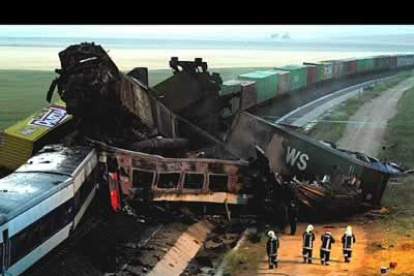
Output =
[{"x1": 46, "y1": 42, "x2": 405, "y2": 220}]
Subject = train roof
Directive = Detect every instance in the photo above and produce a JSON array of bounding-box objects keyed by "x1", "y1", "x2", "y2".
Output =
[{"x1": 0, "y1": 145, "x2": 96, "y2": 225}]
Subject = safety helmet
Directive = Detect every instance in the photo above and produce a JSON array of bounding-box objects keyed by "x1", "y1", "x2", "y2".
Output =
[
  {"x1": 346, "y1": 226, "x2": 352, "y2": 234},
  {"x1": 267, "y1": 230, "x2": 276, "y2": 239},
  {"x1": 306, "y1": 224, "x2": 314, "y2": 232}
]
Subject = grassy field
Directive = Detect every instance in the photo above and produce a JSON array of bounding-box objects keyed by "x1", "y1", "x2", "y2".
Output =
[
  {"x1": 306, "y1": 70, "x2": 414, "y2": 143},
  {"x1": 379, "y1": 86, "x2": 414, "y2": 169},
  {"x1": 0, "y1": 67, "x2": 270, "y2": 130}
]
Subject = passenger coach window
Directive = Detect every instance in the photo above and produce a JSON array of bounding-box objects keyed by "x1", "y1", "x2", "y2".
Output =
[
  {"x1": 157, "y1": 173, "x2": 180, "y2": 189},
  {"x1": 183, "y1": 174, "x2": 204, "y2": 189},
  {"x1": 208, "y1": 174, "x2": 228, "y2": 192},
  {"x1": 133, "y1": 170, "x2": 154, "y2": 188}
]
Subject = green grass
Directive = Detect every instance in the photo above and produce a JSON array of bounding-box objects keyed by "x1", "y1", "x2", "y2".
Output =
[
  {"x1": 221, "y1": 233, "x2": 266, "y2": 276},
  {"x1": 0, "y1": 70, "x2": 56, "y2": 130},
  {"x1": 0, "y1": 67, "x2": 269, "y2": 131},
  {"x1": 306, "y1": 70, "x2": 414, "y2": 143},
  {"x1": 379, "y1": 87, "x2": 414, "y2": 168}
]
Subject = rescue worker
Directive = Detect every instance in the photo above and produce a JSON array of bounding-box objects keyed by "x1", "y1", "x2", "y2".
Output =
[
  {"x1": 341, "y1": 226, "x2": 356, "y2": 263},
  {"x1": 320, "y1": 228, "x2": 335, "y2": 265},
  {"x1": 266, "y1": 230, "x2": 279, "y2": 269},
  {"x1": 287, "y1": 200, "x2": 298, "y2": 235},
  {"x1": 302, "y1": 224, "x2": 315, "y2": 264}
]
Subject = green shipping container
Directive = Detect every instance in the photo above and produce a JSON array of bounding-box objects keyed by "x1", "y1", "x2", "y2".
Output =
[
  {"x1": 273, "y1": 65, "x2": 307, "y2": 91},
  {"x1": 238, "y1": 70, "x2": 279, "y2": 102},
  {"x1": 356, "y1": 58, "x2": 368, "y2": 72},
  {"x1": 220, "y1": 79, "x2": 242, "y2": 96},
  {"x1": 365, "y1": 57, "x2": 374, "y2": 71}
]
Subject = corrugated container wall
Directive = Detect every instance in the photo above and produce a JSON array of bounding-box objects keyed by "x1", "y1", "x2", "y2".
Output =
[
  {"x1": 390, "y1": 56, "x2": 398, "y2": 68},
  {"x1": 273, "y1": 70, "x2": 290, "y2": 94},
  {"x1": 320, "y1": 62, "x2": 333, "y2": 80},
  {"x1": 273, "y1": 65, "x2": 307, "y2": 91},
  {"x1": 365, "y1": 58, "x2": 374, "y2": 71},
  {"x1": 238, "y1": 70, "x2": 279, "y2": 103},
  {"x1": 305, "y1": 65, "x2": 317, "y2": 84},
  {"x1": 239, "y1": 80, "x2": 257, "y2": 110},
  {"x1": 397, "y1": 56, "x2": 407, "y2": 67},
  {"x1": 356, "y1": 58, "x2": 367, "y2": 72},
  {"x1": 303, "y1": 62, "x2": 324, "y2": 82}
]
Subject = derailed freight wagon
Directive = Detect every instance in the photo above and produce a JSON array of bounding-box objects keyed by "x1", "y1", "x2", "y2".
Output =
[{"x1": 223, "y1": 112, "x2": 393, "y2": 217}]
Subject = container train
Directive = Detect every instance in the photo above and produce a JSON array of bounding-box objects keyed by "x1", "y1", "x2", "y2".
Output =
[
  {"x1": 220, "y1": 54, "x2": 414, "y2": 116},
  {"x1": 0, "y1": 145, "x2": 98, "y2": 276}
]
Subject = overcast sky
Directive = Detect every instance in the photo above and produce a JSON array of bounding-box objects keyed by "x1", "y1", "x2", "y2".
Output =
[{"x1": 0, "y1": 25, "x2": 413, "y2": 41}]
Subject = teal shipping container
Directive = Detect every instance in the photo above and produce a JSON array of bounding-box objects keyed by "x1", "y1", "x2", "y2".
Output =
[
  {"x1": 273, "y1": 65, "x2": 307, "y2": 91},
  {"x1": 238, "y1": 70, "x2": 279, "y2": 102}
]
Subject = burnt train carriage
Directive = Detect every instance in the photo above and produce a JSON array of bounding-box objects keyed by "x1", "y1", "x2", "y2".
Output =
[
  {"x1": 0, "y1": 145, "x2": 98, "y2": 276},
  {"x1": 88, "y1": 141, "x2": 252, "y2": 205}
]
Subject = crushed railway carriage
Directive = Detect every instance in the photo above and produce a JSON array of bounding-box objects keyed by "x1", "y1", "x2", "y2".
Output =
[
  {"x1": 223, "y1": 112, "x2": 392, "y2": 209},
  {"x1": 88, "y1": 139, "x2": 251, "y2": 205},
  {"x1": 0, "y1": 145, "x2": 98, "y2": 276},
  {"x1": 0, "y1": 99, "x2": 73, "y2": 170}
]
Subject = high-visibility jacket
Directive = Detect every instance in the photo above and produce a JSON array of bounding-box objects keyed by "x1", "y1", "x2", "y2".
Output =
[
  {"x1": 303, "y1": 231, "x2": 315, "y2": 249},
  {"x1": 266, "y1": 237, "x2": 279, "y2": 256},
  {"x1": 321, "y1": 233, "x2": 335, "y2": 251},
  {"x1": 342, "y1": 233, "x2": 356, "y2": 251}
]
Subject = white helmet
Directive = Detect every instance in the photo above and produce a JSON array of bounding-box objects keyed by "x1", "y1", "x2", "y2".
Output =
[
  {"x1": 267, "y1": 230, "x2": 276, "y2": 239},
  {"x1": 346, "y1": 226, "x2": 352, "y2": 235},
  {"x1": 306, "y1": 224, "x2": 314, "y2": 232}
]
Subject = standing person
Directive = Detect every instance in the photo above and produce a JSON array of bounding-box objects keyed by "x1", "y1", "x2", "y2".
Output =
[
  {"x1": 342, "y1": 226, "x2": 356, "y2": 263},
  {"x1": 288, "y1": 200, "x2": 298, "y2": 235},
  {"x1": 266, "y1": 230, "x2": 280, "y2": 269},
  {"x1": 302, "y1": 224, "x2": 315, "y2": 264},
  {"x1": 320, "y1": 228, "x2": 335, "y2": 265}
]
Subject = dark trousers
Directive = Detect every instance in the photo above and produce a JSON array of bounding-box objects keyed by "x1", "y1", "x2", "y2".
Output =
[
  {"x1": 320, "y1": 249, "x2": 330, "y2": 264},
  {"x1": 289, "y1": 220, "x2": 297, "y2": 235},
  {"x1": 268, "y1": 254, "x2": 278, "y2": 268},
  {"x1": 343, "y1": 249, "x2": 353, "y2": 259},
  {"x1": 303, "y1": 248, "x2": 313, "y2": 263}
]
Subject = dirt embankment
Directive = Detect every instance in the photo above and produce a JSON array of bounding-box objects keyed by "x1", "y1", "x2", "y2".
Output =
[{"x1": 336, "y1": 76, "x2": 414, "y2": 157}]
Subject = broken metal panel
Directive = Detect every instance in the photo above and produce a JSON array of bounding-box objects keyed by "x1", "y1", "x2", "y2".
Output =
[
  {"x1": 151, "y1": 192, "x2": 253, "y2": 205},
  {"x1": 127, "y1": 67, "x2": 149, "y2": 87},
  {"x1": 119, "y1": 77, "x2": 154, "y2": 127}
]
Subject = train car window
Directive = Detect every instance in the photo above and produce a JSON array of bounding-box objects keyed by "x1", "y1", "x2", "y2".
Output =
[
  {"x1": 208, "y1": 174, "x2": 228, "y2": 192},
  {"x1": 183, "y1": 173, "x2": 205, "y2": 189},
  {"x1": 9, "y1": 198, "x2": 75, "y2": 266},
  {"x1": 77, "y1": 168, "x2": 98, "y2": 209},
  {"x1": 132, "y1": 170, "x2": 154, "y2": 188},
  {"x1": 157, "y1": 173, "x2": 180, "y2": 189}
]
